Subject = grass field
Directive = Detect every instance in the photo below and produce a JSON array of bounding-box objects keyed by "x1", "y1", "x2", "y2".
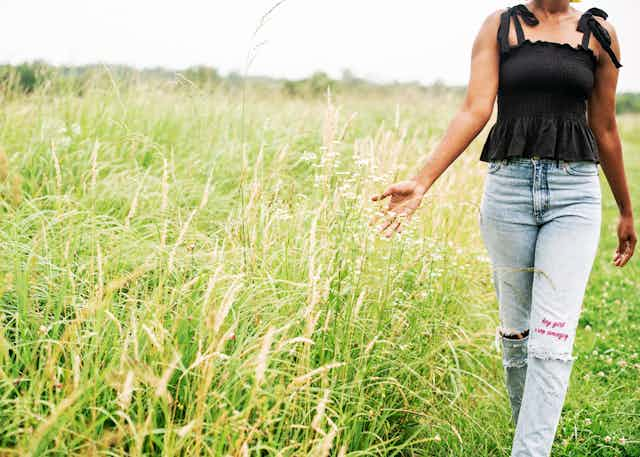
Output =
[{"x1": 0, "y1": 79, "x2": 638, "y2": 456}]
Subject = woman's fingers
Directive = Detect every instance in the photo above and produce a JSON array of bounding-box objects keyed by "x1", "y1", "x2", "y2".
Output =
[
  {"x1": 382, "y1": 211, "x2": 413, "y2": 237},
  {"x1": 614, "y1": 240, "x2": 624, "y2": 265},
  {"x1": 614, "y1": 236, "x2": 636, "y2": 267},
  {"x1": 369, "y1": 202, "x2": 400, "y2": 228},
  {"x1": 371, "y1": 186, "x2": 393, "y2": 202},
  {"x1": 383, "y1": 219, "x2": 402, "y2": 238},
  {"x1": 378, "y1": 212, "x2": 396, "y2": 233},
  {"x1": 622, "y1": 241, "x2": 636, "y2": 266},
  {"x1": 370, "y1": 185, "x2": 420, "y2": 237},
  {"x1": 630, "y1": 236, "x2": 638, "y2": 260}
]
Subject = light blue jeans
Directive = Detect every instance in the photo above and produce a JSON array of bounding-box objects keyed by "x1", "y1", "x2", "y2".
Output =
[{"x1": 479, "y1": 157, "x2": 601, "y2": 457}]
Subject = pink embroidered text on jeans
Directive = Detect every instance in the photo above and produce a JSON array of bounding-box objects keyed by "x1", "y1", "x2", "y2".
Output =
[
  {"x1": 534, "y1": 318, "x2": 569, "y2": 341},
  {"x1": 541, "y1": 317, "x2": 566, "y2": 328}
]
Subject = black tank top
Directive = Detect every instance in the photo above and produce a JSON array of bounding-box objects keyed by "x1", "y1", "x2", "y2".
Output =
[{"x1": 479, "y1": 5, "x2": 622, "y2": 166}]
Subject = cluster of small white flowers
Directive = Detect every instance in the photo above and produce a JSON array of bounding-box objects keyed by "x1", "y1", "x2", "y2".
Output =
[
  {"x1": 336, "y1": 182, "x2": 357, "y2": 201},
  {"x1": 369, "y1": 175, "x2": 388, "y2": 185},
  {"x1": 601, "y1": 435, "x2": 627, "y2": 445},
  {"x1": 300, "y1": 151, "x2": 317, "y2": 162},
  {"x1": 430, "y1": 252, "x2": 444, "y2": 261},
  {"x1": 40, "y1": 119, "x2": 81, "y2": 149},
  {"x1": 272, "y1": 206, "x2": 292, "y2": 222}
]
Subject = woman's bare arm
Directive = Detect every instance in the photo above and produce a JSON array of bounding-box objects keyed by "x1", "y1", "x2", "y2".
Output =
[
  {"x1": 410, "y1": 10, "x2": 502, "y2": 190},
  {"x1": 371, "y1": 10, "x2": 503, "y2": 237},
  {"x1": 587, "y1": 19, "x2": 637, "y2": 267}
]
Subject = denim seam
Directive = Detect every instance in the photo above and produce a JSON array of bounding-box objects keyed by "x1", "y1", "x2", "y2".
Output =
[
  {"x1": 542, "y1": 164, "x2": 550, "y2": 214},
  {"x1": 532, "y1": 159, "x2": 541, "y2": 220}
]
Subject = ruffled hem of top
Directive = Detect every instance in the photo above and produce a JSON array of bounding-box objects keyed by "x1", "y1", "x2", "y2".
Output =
[{"x1": 480, "y1": 116, "x2": 600, "y2": 164}]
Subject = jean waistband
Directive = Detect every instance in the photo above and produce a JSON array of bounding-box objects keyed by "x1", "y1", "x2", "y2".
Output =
[{"x1": 493, "y1": 157, "x2": 592, "y2": 167}]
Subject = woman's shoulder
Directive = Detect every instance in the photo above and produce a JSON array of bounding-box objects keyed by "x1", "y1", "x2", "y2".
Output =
[
  {"x1": 577, "y1": 6, "x2": 621, "y2": 66},
  {"x1": 577, "y1": 5, "x2": 618, "y2": 33},
  {"x1": 592, "y1": 10, "x2": 617, "y2": 38},
  {"x1": 488, "y1": 7, "x2": 509, "y2": 20},
  {"x1": 481, "y1": 7, "x2": 509, "y2": 29},
  {"x1": 483, "y1": 5, "x2": 530, "y2": 29}
]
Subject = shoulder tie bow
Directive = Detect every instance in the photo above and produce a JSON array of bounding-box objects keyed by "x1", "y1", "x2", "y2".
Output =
[
  {"x1": 511, "y1": 4, "x2": 540, "y2": 26},
  {"x1": 577, "y1": 7, "x2": 622, "y2": 68},
  {"x1": 499, "y1": 5, "x2": 540, "y2": 54}
]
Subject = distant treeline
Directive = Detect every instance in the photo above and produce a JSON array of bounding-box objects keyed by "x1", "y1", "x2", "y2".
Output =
[
  {"x1": 617, "y1": 93, "x2": 640, "y2": 114},
  {"x1": 0, "y1": 61, "x2": 463, "y2": 99},
  {"x1": 1, "y1": 61, "x2": 639, "y2": 113}
]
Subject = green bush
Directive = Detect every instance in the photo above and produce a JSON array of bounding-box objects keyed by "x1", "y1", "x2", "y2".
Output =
[{"x1": 617, "y1": 93, "x2": 640, "y2": 114}]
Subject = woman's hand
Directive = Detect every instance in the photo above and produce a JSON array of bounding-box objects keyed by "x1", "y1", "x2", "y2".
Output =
[
  {"x1": 370, "y1": 180, "x2": 427, "y2": 238},
  {"x1": 367, "y1": 9, "x2": 502, "y2": 239},
  {"x1": 613, "y1": 214, "x2": 637, "y2": 267},
  {"x1": 366, "y1": 9, "x2": 500, "y2": 239}
]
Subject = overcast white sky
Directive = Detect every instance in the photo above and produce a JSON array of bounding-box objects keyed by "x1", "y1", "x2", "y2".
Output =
[{"x1": 2, "y1": 1, "x2": 639, "y2": 91}]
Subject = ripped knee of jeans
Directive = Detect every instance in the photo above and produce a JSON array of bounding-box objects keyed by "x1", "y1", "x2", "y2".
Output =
[
  {"x1": 496, "y1": 326, "x2": 529, "y2": 368},
  {"x1": 500, "y1": 328, "x2": 529, "y2": 339},
  {"x1": 528, "y1": 347, "x2": 577, "y2": 363}
]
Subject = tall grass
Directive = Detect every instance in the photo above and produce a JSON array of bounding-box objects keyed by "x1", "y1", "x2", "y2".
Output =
[{"x1": 0, "y1": 76, "x2": 637, "y2": 455}]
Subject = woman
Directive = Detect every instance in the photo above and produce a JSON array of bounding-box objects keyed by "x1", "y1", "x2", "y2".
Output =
[{"x1": 371, "y1": 0, "x2": 636, "y2": 455}]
